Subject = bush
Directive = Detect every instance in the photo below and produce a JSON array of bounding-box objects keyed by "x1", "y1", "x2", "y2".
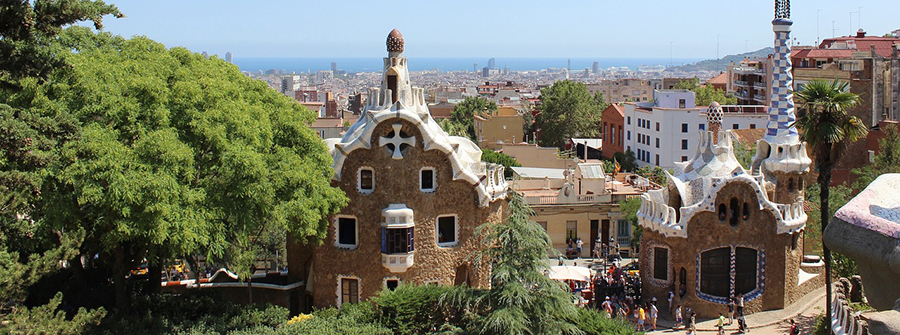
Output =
[
  {"x1": 812, "y1": 313, "x2": 829, "y2": 335},
  {"x1": 575, "y1": 308, "x2": 641, "y2": 335},
  {"x1": 88, "y1": 292, "x2": 289, "y2": 334},
  {"x1": 369, "y1": 284, "x2": 457, "y2": 335},
  {"x1": 231, "y1": 302, "x2": 392, "y2": 335}
]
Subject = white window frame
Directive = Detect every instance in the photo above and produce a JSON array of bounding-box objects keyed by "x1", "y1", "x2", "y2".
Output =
[
  {"x1": 357, "y1": 166, "x2": 375, "y2": 194},
  {"x1": 334, "y1": 215, "x2": 359, "y2": 250},
  {"x1": 419, "y1": 167, "x2": 437, "y2": 193},
  {"x1": 336, "y1": 275, "x2": 360, "y2": 307},
  {"x1": 436, "y1": 214, "x2": 459, "y2": 247}
]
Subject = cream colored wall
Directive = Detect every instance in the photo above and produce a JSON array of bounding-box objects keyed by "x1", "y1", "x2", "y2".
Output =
[
  {"x1": 532, "y1": 205, "x2": 623, "y2": 258},
  {"x1": 476, "y1": 115, "x2": 524, "y2": 149}
]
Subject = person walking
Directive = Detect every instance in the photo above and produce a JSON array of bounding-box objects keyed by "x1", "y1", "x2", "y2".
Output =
[
  {"x1": 737, "y1": 293, "x2": 745, "y2": 317},
  {"x1": 717, "y1": 312, "x2": 726, "y2": 335},
  {"x1": 727, "y1": 295, "x2": 735, "y2": 325},
  {"x1": 788, "y1": 318, "x2": 798, "y2": 335},
  {"x1": 673, "y1": 305, "x2": 683, "y2": 330},
  {"x1": 576, "y1": 237, "x2": 584, "y2": 258},
  {"x1": 637, "y1": 304, "x2": 646, "y2": 331},
  {"x1": 650, "y1": 301, "x2": 659, "y2": 331},
  {"x1": 667, "y1": 290, "x2": 675, "y2": 315},
  {"x1": 688, "y1": 311, "x2": 697, "y2": 335}
]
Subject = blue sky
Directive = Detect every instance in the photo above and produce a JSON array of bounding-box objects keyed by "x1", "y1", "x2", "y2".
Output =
[{"x1": 97, "y1": 0, "x2": 898, "y2": 59}]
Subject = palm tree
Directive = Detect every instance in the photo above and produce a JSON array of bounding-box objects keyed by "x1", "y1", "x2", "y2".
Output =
[{"x1": 792, "y1": 79, "x2": 868, "y2": 321}]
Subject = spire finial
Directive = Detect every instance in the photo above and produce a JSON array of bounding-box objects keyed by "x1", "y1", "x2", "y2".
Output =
[
  {"x1": 775, "y1": 0, "x2": 790, "y2": 19},
  {"x1": 387, "y1": 29, "x2": 404, "y2": 53}
]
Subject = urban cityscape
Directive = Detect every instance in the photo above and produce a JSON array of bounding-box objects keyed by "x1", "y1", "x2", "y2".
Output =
[{"x1": 1, "y1": 0, "x2": 899, "y2": 334}]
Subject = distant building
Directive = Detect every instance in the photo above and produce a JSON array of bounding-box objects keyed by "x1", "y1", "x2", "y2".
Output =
[
  {"x1": 225, "y1": 52, "x2": 233, "y2": 63},
  {"x1": 482, "y1": 67, "x2": 490, "y2": 77},
  {"x1": 348, "y1": 92, "x2": 365, "y2": 114},
  {"x1": 281, "y1": 75, "x2": 301, "y2": 95},
  {"x1": 474, "y1": 107, "x2": 524, "y2": 149},
  {"x1": 726, "y1": 57, "x2": 773, "y2": 106},
  {"x1": 619, "y1": 90, "x2": 768, "y2": 169},
  {"x1": 488, "y1": 58, "x2": 495, "y2": 69},
  {"x1": 201, "y1": 51, "x2": 208, "y2": 58},
  {"x1": 706, "y1": 72, "x2": 728, "y2": 92},
  {"x1": 592, "y1": 61, "x2": 600, "y2": 74},
  {"x1": 331, "y1": 62, "x2": 337, "y2": 72},
  {"x1": 295, "y1": 88, "x2": 318, "y2": 103},
  {"x1": 586, "y1": 79, "x2": 653, "y2": 103},
  {"x1": 601, "y1": 104, "x2": 625, "y2": 159},
  {"x1": 324, "y1": 92, "x2": 339, "y2": 118}
]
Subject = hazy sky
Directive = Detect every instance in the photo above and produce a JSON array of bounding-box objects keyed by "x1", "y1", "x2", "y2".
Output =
[{"x1": 96, "y1": 0, "x2": 898, "y2": 59}]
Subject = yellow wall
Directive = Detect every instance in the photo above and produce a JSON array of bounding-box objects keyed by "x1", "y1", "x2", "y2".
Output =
[
  {"x1": 500, "y1": 144, "x2": 570, "y2": 169},
  {"x1": 476, "y1": 114, "x2": 525, "y2": 149},
  {"x1": 531, "y1": 204, "x2": 627, "y2": 258}
]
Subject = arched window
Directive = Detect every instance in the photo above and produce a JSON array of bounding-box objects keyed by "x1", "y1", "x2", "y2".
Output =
[
  {"x1": 679, "y1": 268, "x2": 687, "y2": 298},
  {"x1": 788, "y1": 178, "x2": 794, "y2": 192},
  {"x1": 742, "y1": 202, "x2": 750, "y2": 221},
  {"x1": 718, "y1": 204, "x2": 728, "y2": 221},
  {"x1": 729, "y1": 198, "x2": 740, "y2": 226},
  {"x1": 699, "y1": 247, "x2": 730, "y2": 297}
]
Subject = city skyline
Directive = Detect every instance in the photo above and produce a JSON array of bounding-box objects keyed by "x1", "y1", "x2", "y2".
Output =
[{"x1": 97, "y1": 0, "x2": 896, "y2": 59}]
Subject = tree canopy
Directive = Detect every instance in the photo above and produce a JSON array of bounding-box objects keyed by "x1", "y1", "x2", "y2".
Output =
[
  {"x1": 450, "y1": 96, "x2": 497, "y2": 142},
  {"x1": 481, "y1": 149, "x2": 520, "y2": 178},
  {"x1": 674, "y1": 78, "x2": 737, "y2": 106},
  {"x1": 535, "y1": 81, "x2": 606, "y2": 148},
  {"x1": 852, "y1": 123, "x2": 900, "y2": 190}
]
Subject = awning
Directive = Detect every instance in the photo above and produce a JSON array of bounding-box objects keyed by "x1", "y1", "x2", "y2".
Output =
[{"x1": 548, "y1": 265, "x2": 592, "y2": 281}]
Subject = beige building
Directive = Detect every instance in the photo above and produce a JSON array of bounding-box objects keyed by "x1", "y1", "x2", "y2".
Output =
[
  {"x1": 288, "y1": 30, "x2": 508, "y2": 309},
  {"x1": 475, "y1": 106, "x2": 525, "y2": 149},
  {"x1": 499, "y1": 143, "x2": 572, "y2": 169},
  {"x1": 586, "y1": 79, "x2": 654, "y2": 103},
  {"x1": 512, "y1": 162, "x2": 646, "y2": 258}
]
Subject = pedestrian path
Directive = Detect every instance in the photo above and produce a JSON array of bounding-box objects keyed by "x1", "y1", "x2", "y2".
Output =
[{"x1": 644, "y1": 287, "x2": 825, "y2": 334}]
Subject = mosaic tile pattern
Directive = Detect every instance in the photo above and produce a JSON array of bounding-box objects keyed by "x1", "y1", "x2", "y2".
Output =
[{"x1": 764, "y1": 23, "x2": 799, "y2": 144}]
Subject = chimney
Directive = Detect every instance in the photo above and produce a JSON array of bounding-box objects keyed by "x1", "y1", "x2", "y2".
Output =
[{"x1": 856, "y1": 29, "x2": 866, "y2": 38}]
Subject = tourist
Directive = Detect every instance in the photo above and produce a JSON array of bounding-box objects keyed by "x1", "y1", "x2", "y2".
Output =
[
  {"x1": 674, "y1": 304, "x2": 683, "y2": 329},
  {"x1": 650, "y1": 300, "x2": 659, "y2": 330},
  {"x1": 727, "y1": 295, "x2": 735, "y2": 325},
  {"x1": 688, "y1": 311, "x2": 697, "y2": 335},
  {"x1": 788, "y1": 318, "x2": 798, "y2": 335},
  {"x1": 576, "y1": 237, "x2": 584, "y2": 258},
  {"x1": 637, "y1": 304, "x2": 646, "y2": 331},
  {"x1": 717, "y1": 312, "x2": 726, "y2": 335},
  {"x1": 737, "y1": 293, "x2": 745, "y2": 316},
  {"x1": 668, "y1": 290, "x2": 675, "y2": 315}
]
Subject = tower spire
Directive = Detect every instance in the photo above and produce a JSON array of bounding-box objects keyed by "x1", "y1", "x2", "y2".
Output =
[{"x1": 764, "y1": 0, "x2": 799, "y2": 144}]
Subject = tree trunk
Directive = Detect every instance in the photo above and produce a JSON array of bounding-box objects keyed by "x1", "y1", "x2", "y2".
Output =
[
  {"x1": 113, "y1": 245, "x2": 128, "y2": 313},
  {"x1": 819, "y1": 165, "x2": 833, "y2": 327},
  {"x1": 247, "y1": 276, "x2": 253, "y2": 305},
  {"x1": 147, "y1": 264, "x2": 161, "y2": 294}
]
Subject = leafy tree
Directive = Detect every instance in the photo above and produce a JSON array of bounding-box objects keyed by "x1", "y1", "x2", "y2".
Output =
[
  {"x1": 732, "y1": 139, "x2": 756, "y2": 169},
  {"x1": 444, "y1": 191, "x2": 580, "y2": 335},
  {"x1": 536, "y1": 80, "x2": 605, "y2": 148},
  {"x1": 793, "y1": 79, "x2": 867, "y2": 321},
  {"x1": 619, "y1": 196, "x2": 642, "y2": 254},
  {"x1": 438, "y1": 118, "x2": 469, "y2": 138},
  {"x1": 851, "y1": 123, "x2": 900, "y2": 190},
  {"x1": 450, "y1": 96, "x2": 497, "y2": 141},
  {"x1": 15, "y1": 29, "x2": 347, "y2": 311},
  {"x1": 804, "y1": 183, "x2": 857, "y2": 278},
  {"x1": 0, "y1": 0, "x2": 119, "y2": 328},
  {"x1": 612, "y1": 150, "x2": 637, "y2": 172},
  {"x1": 370, "y1": 284, "x2": 456, "y2": 335},
  {"x1": 481, "y1": 149, "x2": 521, "y2": 179},
  {"x1": 674, "y1": 78, "x2": 737, "y2": 106}
]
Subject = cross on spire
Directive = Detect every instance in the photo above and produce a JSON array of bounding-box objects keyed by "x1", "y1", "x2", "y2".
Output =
[{"x1": 380, "y1": 123, "x2": 415, "y2": 160}]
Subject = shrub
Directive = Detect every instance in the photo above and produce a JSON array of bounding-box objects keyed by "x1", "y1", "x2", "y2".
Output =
[
  {"x1": 369, "y1": 284, "x2": 456, "y2": 335},
  {"x1": 575, "y1": 308, "x2": 641, "y2": 335}
]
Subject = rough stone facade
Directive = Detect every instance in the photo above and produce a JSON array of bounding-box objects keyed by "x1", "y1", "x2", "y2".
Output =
[{"x1": 303, "y1": 118, "x2": 504, "y2": 308}]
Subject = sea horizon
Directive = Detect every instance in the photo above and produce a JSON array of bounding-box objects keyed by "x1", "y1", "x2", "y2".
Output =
[{"x1": 232, "y1": 57, "x2": 705, "y2": 74}]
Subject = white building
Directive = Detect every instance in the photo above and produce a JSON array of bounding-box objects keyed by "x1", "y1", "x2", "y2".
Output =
[
  {"x1": 281, "y1": 75, "x2": 301, "y2": 95},
  {"x1": 622, "y1": 90, "x2": 768, "y2": 169}
]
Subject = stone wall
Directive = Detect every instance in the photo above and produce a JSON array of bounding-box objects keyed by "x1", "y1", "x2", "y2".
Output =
[
  {"x1": 298, "y1": 117, "x2": 505, "y2": 308},
  {"x1": 639, "y1": 179, "x2": 803, "y2": 317}
]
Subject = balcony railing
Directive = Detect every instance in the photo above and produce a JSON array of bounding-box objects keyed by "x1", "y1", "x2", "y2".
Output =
[
  {"x1": 733, "y1": 80, "x2": 748, "y2": 86},
  {"x1": 720, "y1": 105, "x2": 768, "y2": 113},
  {"x1": 382, "y1": 253, "x2": 415, "y2": 273},
  {"x1": 732, "y1": 66, "x2": 766, "y2": 75},
  {"x1": 523, "y1": 194, "x2": 613, "y2": 205}
]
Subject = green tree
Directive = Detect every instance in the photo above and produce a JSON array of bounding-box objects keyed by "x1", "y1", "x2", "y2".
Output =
[
  {"x1": 450, "y1": 96, "x2": 497, "y2": 141},
  {"x1": 0, "y1": 1, "x2": 120, "y2": 329},
  {"x1": 674, "y1": 78, "x2": 737, "y2": 106},
  {"x1": 21, "y1": 30, "x2": 347, "y2": 311},
  {"x1": 444, "y1": 191, "x2": 580, "y2": 335},
  {"x1": 612, "y1": 150, "x2": 637, "y2": 172},
  {"x1": 793, "y1": 79, "x2": 868, "y2": 321},
  {"x1": 619, "y1": 196, "x2": 642, "y2": 253},
  {"x1": 732, "y1": 139, "x2": 756, "y2": 169},
  {"x1": 481, "y1": 149, "x2": 521, "y2": 179},
  {"x1": 536, "y1": 81, "x2": 605, "y2": 148},
  {"x1": 804, "y1": 183, "x2": 857, "y2": 278},
  {"x1": 851, "y1": 123, "x2": 900, "y2": 190}
]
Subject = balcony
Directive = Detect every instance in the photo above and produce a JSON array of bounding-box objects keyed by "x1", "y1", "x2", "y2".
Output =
[
  {"x1": 753, "y1": 95, "x2": 768, "y2": 104},
  {"x1": 382, "y1": 253, "x2": 415, "y2": 273},
  {"x1": 733, "y1": 80, "x2": 749, "y2": 87},
  {"x1": 732, "y1": 66, "x2": 766, "y2": 75},
  {"x1": 524, "y1": 193, "x2": 613, "y2": 205}
]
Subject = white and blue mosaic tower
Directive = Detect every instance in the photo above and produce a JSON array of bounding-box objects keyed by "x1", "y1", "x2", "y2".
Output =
[
  {"x1": 751, "y1": 0, "x2": 811, "y2": 193},
  {"x1": 765, "y1": 0, "x2": 798, "y2": 143}
]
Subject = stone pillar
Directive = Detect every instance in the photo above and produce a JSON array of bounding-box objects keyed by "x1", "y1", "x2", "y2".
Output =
[
  {"x1": 764, "y1": 16, "x2": 799, "y2": 144},
  {"x1": 850, "y1": 275, "x2": 864, "y2": 303}
]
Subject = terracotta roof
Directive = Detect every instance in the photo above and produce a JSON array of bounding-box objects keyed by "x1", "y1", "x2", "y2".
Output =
[
  {"x1": 791, "y1": 48, "x2": 854, "y2": 59},
  {"x1": 821, "y1": 36, "x2": 900, "y2": 58},
  {"x1": 312, "y1": 118, "x2": 343, "y2": 128},
  {"x1": 729, "y1": 128, "x2": 766, "y2": 147},
  {"x1": 707, "y1": 72, "x2": 728, "y2": 85},
  {"x1": 603, "y1": 103, "x2": 624, "y2": 118}
]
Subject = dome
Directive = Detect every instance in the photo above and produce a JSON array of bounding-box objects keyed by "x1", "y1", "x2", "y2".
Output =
[
  {"x1": 386, "y1": 29, "x2": 404, "y2": 53},
  {"x1": 707, "y1": 101, "x2": 723, "y2": 124}
]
